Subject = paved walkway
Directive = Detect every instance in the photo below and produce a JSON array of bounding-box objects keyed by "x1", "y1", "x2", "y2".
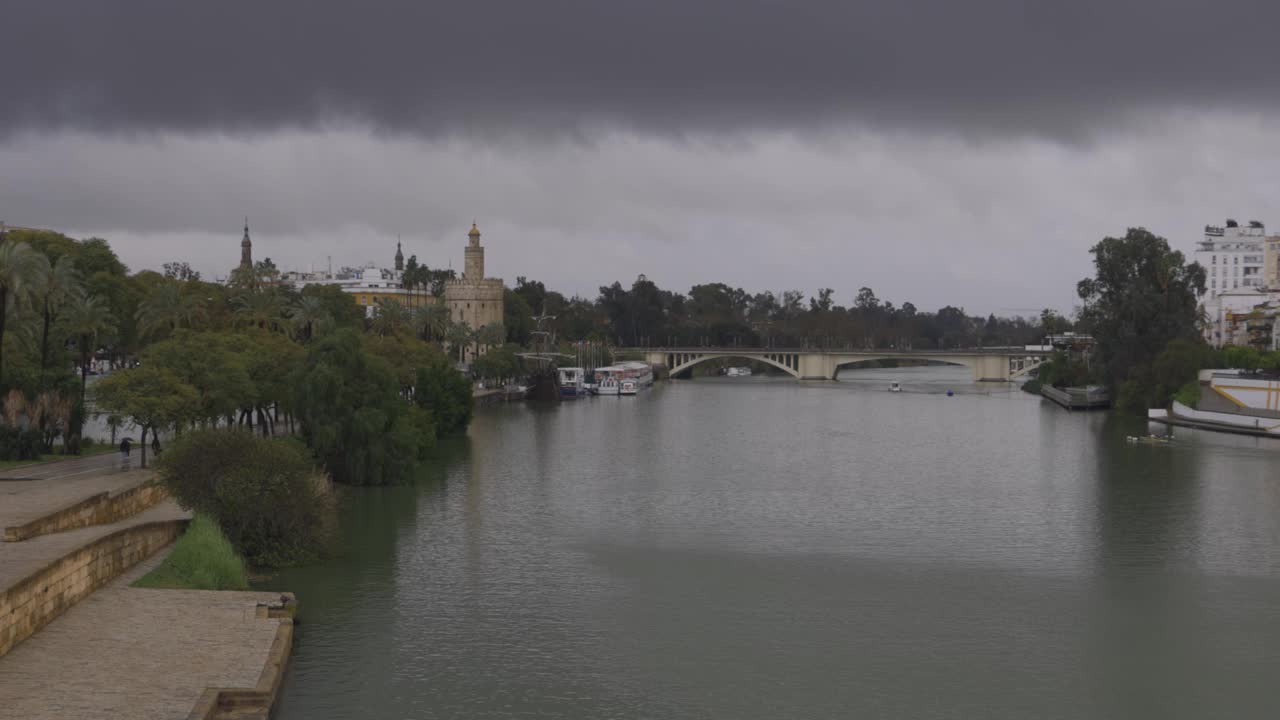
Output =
[
  {"x1": 0, "y1": 501, "x2": 188, "y2": 592},
  {"x1": 0, "y1": 550, "x2": 284, "y2": 720},
  {"x1": 0, "y1": 451, "x2": 134, "y2": 482},
  {"x1": 0, "y1": 467, "x2": 155, "y2": 532}
]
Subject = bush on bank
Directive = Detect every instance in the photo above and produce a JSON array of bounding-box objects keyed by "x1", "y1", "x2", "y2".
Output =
[
  {"x1": 133, "y1": 514, "x2": 248, "y2": 590},
  {"x1": 156, "y1": 429, "x2": 334, "y2": 567}
]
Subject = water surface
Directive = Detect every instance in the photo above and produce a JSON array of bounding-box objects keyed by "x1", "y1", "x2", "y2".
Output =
[{"x1": 269, "y1": 366, "x2": 1280, "y2": 719}]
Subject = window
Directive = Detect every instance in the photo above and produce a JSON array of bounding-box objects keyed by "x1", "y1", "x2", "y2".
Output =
[
  {"x1": 1211, "y1": 279, "x2": 1217, "y2": 289},
  {"x1": 1212, "y1": 255, "x2": 1217, "y2": 265},
  {"x1": 1234, "y1": 256, "x2": 1239, "y2": 264}
]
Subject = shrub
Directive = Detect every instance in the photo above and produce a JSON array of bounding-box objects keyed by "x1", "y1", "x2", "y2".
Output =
[
  {"x1": 0, "y1": 427, "x2": 46, "y2": 461},
  {"x1": 133, "y1": 514, "x2": 248, "y2": 590},
  {"x1": 156, "y1": 429, "x2": 334, "y2": 567}
]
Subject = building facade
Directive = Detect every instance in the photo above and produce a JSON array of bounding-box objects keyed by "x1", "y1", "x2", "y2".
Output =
[
  {"x1": 1196, "y1": 219, "x2": 1269, "y2": 297},
  {"x1": 444, "y1": 223, "x2": 505, "y2": 361},
  {"x1": 1266, "y1": 234, "x2": 1280, "y2": 290}
]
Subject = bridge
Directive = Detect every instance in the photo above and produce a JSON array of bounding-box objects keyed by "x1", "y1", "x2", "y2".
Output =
[{"x1": 625, "y1": 347, "x2": 1049, "y2": 382}]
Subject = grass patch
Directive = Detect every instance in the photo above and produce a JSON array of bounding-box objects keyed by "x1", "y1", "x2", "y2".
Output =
[
  {"x1": 132, "y1": 514, "x2": 249, "y2": 590},
  {"x1": 1173, "y1": 381, "x2": 1201, "y2": 409},
  {"x1": 1021, "y1": 379, "x2": 1043, "y2": 394},
  {"x1": 0, "y1": 443, "x2": 118, "y2": 471}
]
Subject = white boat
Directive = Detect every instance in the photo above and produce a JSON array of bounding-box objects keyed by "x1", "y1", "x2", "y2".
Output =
[
  {"x1": 619, "y1": 379, "x2": 639, "y2": 395},
  {"x1": 726, "y1": 366, "x2": 752, "y2": 377},
  {"x1": 557, "y1": 367, "x2": 586, "y2": 398},
  {"x1": 594, "y1": 365, "x2": 623, "y2": 395},
  {"x1": 889, "y1": 381, "x2": 902, "y2": 392},
  {"x1": 616, "y1": 361, "x2": 654, "y2": 388}
]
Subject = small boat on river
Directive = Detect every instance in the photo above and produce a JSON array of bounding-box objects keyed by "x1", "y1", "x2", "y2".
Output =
[
  {"x1": 889, "y1": 381, "x2": 902, "y2": 393},
  {"x1": 557, "y1": 367, "x2": 586, "y2": 398}
]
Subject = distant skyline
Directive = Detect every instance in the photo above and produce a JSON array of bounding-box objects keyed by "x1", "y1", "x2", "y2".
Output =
[{"x1": 5, "y1": 1, "x2": 1280, "y2": 315}]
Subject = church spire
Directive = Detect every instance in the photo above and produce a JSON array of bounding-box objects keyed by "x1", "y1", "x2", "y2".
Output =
[
  {"x1": 394, "y1": 239, "x2": 404, "y2": 272},
  {"x1": 240, "y1": 218, "x2": 253, "y2": 269}
]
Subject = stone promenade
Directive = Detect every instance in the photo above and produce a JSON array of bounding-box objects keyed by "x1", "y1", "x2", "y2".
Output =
[{"x1": 0, "y1": 550, "x2": 286, "y2": 720}]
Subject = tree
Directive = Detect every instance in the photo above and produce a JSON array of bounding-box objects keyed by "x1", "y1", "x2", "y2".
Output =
[
  {"x1": 63, "y1": 292, "x2": 117, "y2": 404},
  {"x1": 142, "y1": 331, "x2": 255, "y2": 428},
  {"x1": 162, "y1": 261, "x2": 201, "y2": 282},
  {"x1": 0, "y1": 240, "x2": 47, "y2": 385},
  {"x1": 503, "y1": 288, "x2": 534, "y2": 345},
  {"x1": 92, "y1": 365, "x2": 198, "y2": 467},
  {"x1": 415, "y1": 303, "x2": 450, "y2": 342},
  {"x1": 369, "y1": 299, "x2": 411, "y2": 337},
  {"x1": 446, "y1": 322, "x2": 473, "y2": 363},
  {"x1": 289, "y1": 295, "x2": 332, "y2": 341},
  {"x1": 288, "y1": 330, "x2": 419, "y2": 485},
  {"x1": 136, "y1": 280, "x2": 208, "y2": 339},
  {"x1": 1077, "y1": 228, "x2": 1206, "y2": 412},
  {"x1": 474, "y1": 322, "x2": 506, "y2": 359},
  {"x1": 33, "y1": 255, "x2": 82, "y2": 377},
  {"x1": 415, "y1": 355, "x2": 474, "y2": 436},
  {"x1": 232, "y1": 289, "x2": 290, "y2": 334}
]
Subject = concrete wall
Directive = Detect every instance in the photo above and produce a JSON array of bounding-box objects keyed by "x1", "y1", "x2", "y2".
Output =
[
  {"x1": 0, "y1": 519, "x2": 186, "y2": 657},
  {"x1": 4, "y1": 482, "x2": 168, "y2": 542},
  {"x1": 1172, "y1": 401, "x2": 1280, "y2": 435}
]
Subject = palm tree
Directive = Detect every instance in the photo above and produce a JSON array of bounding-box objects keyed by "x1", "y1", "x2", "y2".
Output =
[
  {"x1": 63, "y1": 292, "x2": 117, "y2": 404},
  {"x1": 34, "y1": 255, "x2": 83, "y2": 375},
  {"x1": 136, "y1": 281, "x2": 207, "y2": 339},
  {"x1": 475, "y1": 322, "x2": 506, "y2": 359},
  {"x1": 415, "y1": 303, "x2": 450, "y2": 342},
  {"x1": 232, "y1": 289, "x2": 289, "y2": 334},
  {"x1": 445, "y1": 321, "x2": 473, "y2": 364},
  {"x1": 0, "y1": 240, "x2": 47, "y2": 383},
  {"x1": 370, "y1": 299, "x2": 411, "y2": 337},
  {"x1": 289, "y1": 296, "x2": 332, "y2": 341}
]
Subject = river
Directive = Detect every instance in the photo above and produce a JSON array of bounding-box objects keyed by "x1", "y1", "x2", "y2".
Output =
[{"x1": 267, "y1": 365, "x2": 1280, "y2": 719}]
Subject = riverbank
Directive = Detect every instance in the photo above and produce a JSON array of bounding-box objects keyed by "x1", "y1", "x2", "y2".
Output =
[
  {"x1": 0, "y1": 454, "x2": 298, "y2": 719},
  {"x1": 0, "y1": 549, "x2": 294, "y2": 719}
]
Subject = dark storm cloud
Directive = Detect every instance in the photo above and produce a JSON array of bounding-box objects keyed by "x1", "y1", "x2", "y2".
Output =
[{"x1": 4, "y1": 0, "x2": 1275, "y2": 138}]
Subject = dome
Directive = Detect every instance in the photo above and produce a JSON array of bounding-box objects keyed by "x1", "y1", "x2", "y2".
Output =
[{"x1": 468, "y1": 223, "x2": 481, "y2": 238}]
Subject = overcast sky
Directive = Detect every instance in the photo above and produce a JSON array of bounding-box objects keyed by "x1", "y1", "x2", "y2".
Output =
[{"x1": 3, "y1": 0, "x2": 1278, "y2": 315}]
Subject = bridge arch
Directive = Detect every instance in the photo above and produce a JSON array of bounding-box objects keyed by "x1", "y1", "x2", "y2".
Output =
[{"x1": 666, "y1": 351, "x2": 801, "y2": 379}]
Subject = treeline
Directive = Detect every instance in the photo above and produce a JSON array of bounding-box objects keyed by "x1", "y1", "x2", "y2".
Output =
[
  {"x1": 0, "y1": 228, "x2": 474, "y2": 478},
  {"x1": 505, "y1": 277, "x2": 1071, "y2": 350}
]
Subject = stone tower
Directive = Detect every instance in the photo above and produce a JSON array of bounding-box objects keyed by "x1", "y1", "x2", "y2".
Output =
[
  {"x1": 464, "y1": 222, "x2": 484, "y2": 280},
  {"x1": 444, "y1": 222, "x2": 506, "y2": 363},
  {"x1": 240, "y1": 219, "x2": 253, "y2": 269},
  {"x1": 395, "y1": 241, "x2": 405, "y2": 272}
]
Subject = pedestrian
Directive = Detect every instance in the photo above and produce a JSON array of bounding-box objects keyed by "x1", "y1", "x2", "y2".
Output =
[
  {"x1": 151, "y1": 434, "x2": 161, "y2": 457},
  {"x1": 120, "y1": 437, "x2": 132, "y2": 469}
]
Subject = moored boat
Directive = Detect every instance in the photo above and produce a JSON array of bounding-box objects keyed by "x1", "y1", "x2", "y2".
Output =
[
  {"x1": 889, "y1": 380, "x2": 902, "y2": 392},
  {"x1": 557, "y1": 367, "x2": 586, "y2": 398}
]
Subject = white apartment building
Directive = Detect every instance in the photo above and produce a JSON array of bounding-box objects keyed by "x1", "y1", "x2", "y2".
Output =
[{"x1": 1196, "y1": 219, "x2": 1271, "y2": 297}]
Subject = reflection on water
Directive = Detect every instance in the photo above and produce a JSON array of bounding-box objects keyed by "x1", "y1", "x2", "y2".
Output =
[{"x1": 269, "y1": 366, "x2": 1280, "y2": 720}]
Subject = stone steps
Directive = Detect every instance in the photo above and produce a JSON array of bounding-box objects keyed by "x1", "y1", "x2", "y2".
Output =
[{"x1": 3, "y1": 477, "x2": 169, "y2": 542}]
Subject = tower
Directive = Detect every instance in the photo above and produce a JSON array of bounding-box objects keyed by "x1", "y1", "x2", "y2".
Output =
[
  {"x1": 395, "y1": 240, "x2": 404, "y2": 272},
  {"x1": 464, "y1": 222, "x2": 484, "y2": 280},
  {"x1": 240, "y1": 218, "x2": 253, "y2": 269}
]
